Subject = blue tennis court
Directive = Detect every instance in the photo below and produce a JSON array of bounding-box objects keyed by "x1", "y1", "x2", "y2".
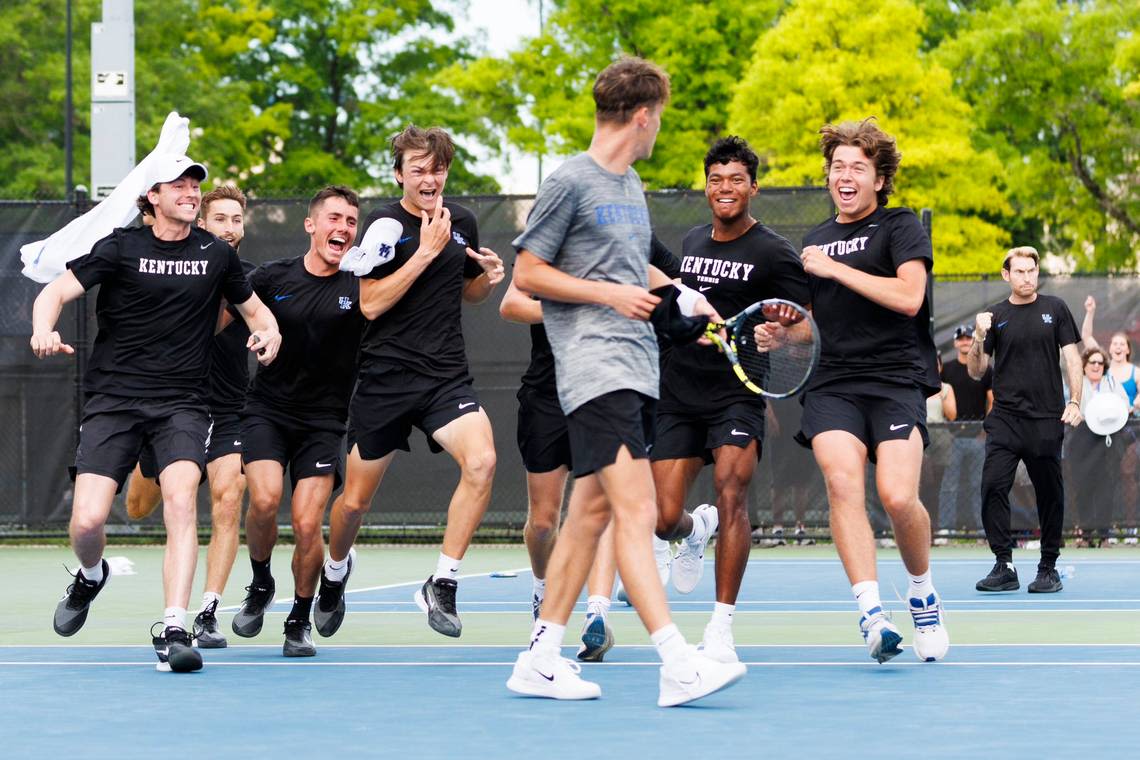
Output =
[{"x1": 1, "y1": 547, "x2": 1136, "y2": 759}]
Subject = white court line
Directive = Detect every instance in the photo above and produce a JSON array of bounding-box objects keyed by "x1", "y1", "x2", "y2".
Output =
[
  {"x1": 741, "y1": 559, "x2": 1140, "y2": 565},
  {"x1": 340, "y1": 598, "x2": 1140, "y2": 606},
  {"x1": 4, "y1": 643, "x2": 1137, "y2": 650},
  {"x1": 3, "y1": 660, "x2": 1139, "y2": 668},
  {"x1": 219, "y1": 566, "x2": 531, "y2": 613},
  {"x1": 236, "y1": 608, "x2": 1140, "y2": 615}
]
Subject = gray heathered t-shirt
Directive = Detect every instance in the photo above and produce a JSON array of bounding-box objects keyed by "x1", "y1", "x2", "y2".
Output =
[{"x1": 512, "y1": 153, "x2": 658, "y2": 415}]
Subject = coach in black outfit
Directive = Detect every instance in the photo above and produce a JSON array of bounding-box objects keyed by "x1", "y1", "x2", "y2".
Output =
[{"x1": 969, "y1": 246, "x2": 1083, "y2": 593}]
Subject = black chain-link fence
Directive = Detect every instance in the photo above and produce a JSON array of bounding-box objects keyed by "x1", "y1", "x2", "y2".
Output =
[{"x1": 2, "y1": 191, "x2": 1138, "y2": 540}]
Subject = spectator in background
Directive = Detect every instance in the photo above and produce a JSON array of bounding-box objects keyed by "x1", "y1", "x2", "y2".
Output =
[
  {"x1": 928, "y1": 355, "x2": 957, "y2": 423},
  {"x1": 1064, "y1": 348, "x2": 1128, "y2": 543},
  {"x1": 936, "y1": 325, "x2": 991, "y2": 533}
]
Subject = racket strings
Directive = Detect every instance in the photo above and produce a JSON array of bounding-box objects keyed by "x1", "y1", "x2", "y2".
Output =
[{"x1": 735, "y1": 312, "x2": 815, "y2": 397}]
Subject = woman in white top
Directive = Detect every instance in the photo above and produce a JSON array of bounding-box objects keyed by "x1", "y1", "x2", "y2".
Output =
[{"x1": 1082, "y1": 296, "x2": 1140, "y2": 415}]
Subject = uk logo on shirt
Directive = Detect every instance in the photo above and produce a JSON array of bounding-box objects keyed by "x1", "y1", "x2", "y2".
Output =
[
  {"x1": 338, "y1": 296, "x2": 353, "y2": 310},
  {"x1": 1041, "y1": 313, "x2": 1053, "y2": 325},
  {"x1": 452, "y1": 231, "x2": 467, "y2": 247}
]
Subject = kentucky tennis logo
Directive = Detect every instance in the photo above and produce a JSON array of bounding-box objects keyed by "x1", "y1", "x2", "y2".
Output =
[
  {"x1": 1041, "y1": 313, "x2": 1053, "y2": 324},
  {"x1": 138, "y1": 258, "x2": 209, "y2": 275},
  {"x1": 338, "y1": 296, "x2": 353, "y2": 310}
]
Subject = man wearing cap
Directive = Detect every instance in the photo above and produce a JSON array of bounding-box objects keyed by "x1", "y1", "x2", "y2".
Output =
[
  {"x1": 936, "y1": 323, "x2": 994, "y2": 531},
  {"x1": 29, "y1": 155, "x2": 281, "y2": 673},
  {"x1": 968, "y1": 246, "x2": 1083, "y2": 594}
]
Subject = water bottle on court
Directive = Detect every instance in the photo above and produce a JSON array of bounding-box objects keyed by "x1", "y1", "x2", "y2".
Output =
[{"x1": 1059, "y1": 565, "x2": 1075, "y2": 580}]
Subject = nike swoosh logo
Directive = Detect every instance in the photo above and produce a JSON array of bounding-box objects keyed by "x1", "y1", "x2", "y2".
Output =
[
  {"x1": 458, "y1": 402, "x2": 476, "y2": 409},
  {"x1": 274, "y1": 294, "x2": 294, "y2": 302},
  {"x1": 233, "y1": 440, "x2": 241, "y2": 446},
  {"x1": 315, "y1": 462, "x2": 332, "y2": 469},
  {"x1": 678, "y1": 674, "x2": 701, "y2": 687},
  {"x1": 399, "y1": 235, "x2": 414, "y2": 244},
  {"x1": 730, "y1": 429, "x2": 749, "y2": 436},
  {"x1": 889, "y1": 423, "x2": 909, "y2": 431},
  {"x1": 996, "y1": 321, "x2": 1008, "y2": 329},
  {"x1": 200, "y1": 242, "x2": 213, "y2": 250},
  {"x1": 537, "y1": 671, "x2": 555, "y2": 682},
  {"x1": 699, "y1": 286, "x2": 712, "y2": 292}
]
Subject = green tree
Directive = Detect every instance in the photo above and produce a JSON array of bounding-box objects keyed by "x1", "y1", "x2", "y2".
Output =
[
  {"x1": 938, "y1": 0, "x2": 1140, "y2": 270},
  {"x1": 728, "y1": 0, "x2": 1012, "y2": 273},
  {"x1": 442, "y1": 1, "x2": 787, "y2": 189}
]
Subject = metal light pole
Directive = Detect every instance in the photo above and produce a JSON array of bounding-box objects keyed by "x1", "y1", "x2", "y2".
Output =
[{"x1": 65, "y1": 0, "x2": 73, "y2": 199}]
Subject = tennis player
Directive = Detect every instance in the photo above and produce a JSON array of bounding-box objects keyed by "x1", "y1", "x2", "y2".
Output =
[
  {"x1": 796, "y1": 119, "x2": 949, "y2": 663},
  {"x1": 505, "y1": 57, "x2": 746, "y2": 706},
  {"x1": 652, "y1": 136, "x2": 809, "y2": 664},
  {"x1": 125, "y1": 184, "x2": 252, "y2": 648},
  {"x1": 31, "y1": 155, "x2": 280, "y2": 673},
  {"x1": 315, "y1": 126, "x2": 505, "y2": 640},
  {"x1": 230, "y1": 186, "x2": 366, "y2": 657}
]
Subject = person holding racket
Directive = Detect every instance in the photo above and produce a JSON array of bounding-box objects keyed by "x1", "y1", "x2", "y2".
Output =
[
  {"x1": 315, "y1": 126, "x2": 505, "y2": 641},
  {"x1": 651, "y1": 136, "x2": 809, "y2": 664},
  {"x1": 795, "y1": 119, "x2": 949, "y2": 663},
  {"x1": 504, "y1": 57, "x2": 745, "y2": 706}
]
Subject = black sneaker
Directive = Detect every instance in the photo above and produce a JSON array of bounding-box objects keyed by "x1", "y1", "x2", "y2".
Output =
[
  {"x1": 1028, "y1": 566, "x2": 1063, "y2": 593},
  {"x1": 283, "y1": 619, "x2": 317, "y2": 657},
  {"x1": 152, "y1": 624, "x2": 204, "y2": 673},
  {"x1": 231, "y1": 578, "x2": 276, "y2": 638},
  {"x1": 314, "y1": 548, "x2": 355, "y2": 638},
  {"x1": 53, "y1": 559, "x2": 110, "y2": 636},
  {"x1": 975, "y1": 561, "x2": 1019, "y2": 592},
  {"x1": 414, "y1": 576, "x2": 462, "y2": 638},
  {"x1": 193, "y1": 599, "x2": 227, "y2": 649}
]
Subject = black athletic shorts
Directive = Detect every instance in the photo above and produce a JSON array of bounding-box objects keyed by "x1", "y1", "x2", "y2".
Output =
[
  {"x1": 797, "y1": 384, "x2": 929, "y2": 460},
  {"x1": 72, "y1": 394, "x2": 209, "y2": 492},
  {"x1": 206, "y1": 411, "x2": 243, "y2": 464},
  {"x1": 241, "y1": 412, "x2": 345, "y2": 492},
  {"x1": 565, "y1": 390, "x2": 656, "y2": 478},
  {"x1": 348, "y1": 366, "x2": 481, "y2": 461},
  {"x1": 652, "y1": 399, "x2": 765, "y2": 464},
  {"x1": 516, "y1": 385, "x2": 572, "y2": 473}
]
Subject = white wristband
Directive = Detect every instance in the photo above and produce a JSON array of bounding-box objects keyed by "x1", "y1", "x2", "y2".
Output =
[{"x1": 674, "y1": 283, "x2": 702, "y2": 316}]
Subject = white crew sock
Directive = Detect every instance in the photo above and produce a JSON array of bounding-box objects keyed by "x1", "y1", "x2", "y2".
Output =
[
  {"x1": 200, "y1": 591, "x2": 221, "y2": 612},
  {"x1": 530, "y1": 618, "x2": 566, "y2": 655},
  {"x1": 907, "y1": 570, "x2": 936, "y2": 600},
  {"x1": 687, "y1": 508, "x2": 709, "y2": 544},
  {"x1": 651, "y1": 623, "x2": 689, "y2": 666},
  {"x1": 435, "y1": 553, "x2": 461, "y2": 582},
  {"x1": 324, "y1": 553, "x2": 350, "y2": 582},
  {"x1": 586, "y1": 595, "x2": 611, "y2": 618},
  {"x1": 852, "y1": 580, "x2": 882, "y2": 618},
  {"x1": 80, "y1": 561, "x2": 104, "y2": 584},
  {"x1": 164, "y1": 607, "x2": 187, "y2": 631},
  {"x1": 710, "y1": 601, "x2": 735, "y2": 629},
  {"x1": 532, "y1": 576, "x2": 546, "y2": 598}
]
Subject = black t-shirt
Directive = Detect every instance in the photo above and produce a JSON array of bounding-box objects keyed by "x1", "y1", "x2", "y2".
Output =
[
  {"x1": 940, "y1": 358, "x2": 991, "y2": 421},
  {"x1": 520, "y1": 233, "x2": 681, "y2": 393},
  {"x1": 660, "y1": 222, "x2": 810, "y2": 408},
  {"x1": 67, "y1": 226, "x2": 252, "y2": 399},
  {"x1": 358, "y1": 201, "x2": 482, "y2": 380},
  {"x1": 982, "y1": 294, "x2": 1079, "y2": 419},
  {"x1": 803, "y1": 206, "x2": 938, "y2": 396},
  {"x1": 208, "y1": 260, "x2": 257, "y2": 417},
  {"x1": 245, "y1": 256, "x2": 366, "y2": 422}
]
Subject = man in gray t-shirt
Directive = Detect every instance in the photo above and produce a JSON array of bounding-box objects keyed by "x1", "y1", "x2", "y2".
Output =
[
  {"x1": 504, "y1": 56, "x2": 745, "y2": 708},
  {"x1": 511, "y1": 153, "x2": 659, "y2": 415}
]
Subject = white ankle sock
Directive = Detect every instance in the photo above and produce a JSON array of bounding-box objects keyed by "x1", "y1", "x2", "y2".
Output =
[
  {"x1": 324, "y1": 554, "x2": 350, "y2": 582},
  {"x1": 532, "y1": 576, "x2": 546, "y2": 599},
  {"x1": 80, "y1": 561, "x2": 104, "y2": 584},
  {"x1": 852, "y1": 580, "x2": 882, "y2": 618},
  {"x1": 687, "y1": 508, "x2": 709, "y2": 544},
  {"x1": 586, "y1": 595, "x2": 611, "y2": 618},
  {"x1": 530, "y1": 618, "x2": 566, "y2": 654},
  {"x1": 651, "y1": 623, "x2": 688, "y2": 666},
  {"x1": 907, "y1": 570, "x2": 935, "y2": 600},
  {"x1": 435, "y1": 553, "x2": 461, "y2": 582},
  {"x1": 711, "y1": 601, "x2": 735, "y2": 628},
  {"x1": 164, "y1": 607, "x2": 187, "y2": 631},
  {"x1": 200, "y1": 591, "x2": 221, "y2": 612}
]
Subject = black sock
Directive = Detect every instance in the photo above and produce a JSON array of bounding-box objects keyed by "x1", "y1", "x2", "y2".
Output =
[
  {"x1": 288, "y1": 595, "x2": 313, "y2": 623},
  {"x1": 251, "y1": 556, "x2": 272, "y2": 585}
]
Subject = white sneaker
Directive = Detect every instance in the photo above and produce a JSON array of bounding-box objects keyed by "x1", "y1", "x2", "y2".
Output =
[
  {"x1": 658, "y1": 650, "x2": 746, "y2": 707},
  {"x1": 672, "y1": 504, "x2": 717, "y2": 594},
  {"x1": 506, "y1": 648, "x2": 601, "y2": 700},
  {"x1": 859, "y1": 607, "x2": 903, "y2": 664},
  {"x1": 909, "y1": 592, "x2": 950, "y2": 662},
  {"x1": 653, "y1": 535, "x2": 673, "y2": 586},
  {"x1": 697, "y1": 622, "x2": 738, "y2": 664}
]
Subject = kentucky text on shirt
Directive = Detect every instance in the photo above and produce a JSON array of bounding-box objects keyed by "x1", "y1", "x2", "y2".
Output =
[
  {"x1": 679, "y1": 256, "x2": 755, "y2": 282},
  {"x1": 594, "y1": 204, "x2": 650, "y2": 226},
  {"x1": 817, "y1": 237, "x2": 870, "y2": 257},
  {"x1": 138, "y1": 258, "x2": 209, "y2": 276}
]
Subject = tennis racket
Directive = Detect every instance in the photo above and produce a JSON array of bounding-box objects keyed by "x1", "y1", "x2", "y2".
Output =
[{"x1": 704, "y1": 298, "x2": 819, "y2": 398}]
